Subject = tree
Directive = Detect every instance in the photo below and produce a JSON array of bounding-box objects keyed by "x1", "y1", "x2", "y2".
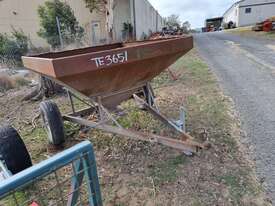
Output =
[
  {"x1": 83, "y1": 0, "x2": 107, "y2": 13},
  {"x1": 165, "y1": 14, "x2": 181, "y2": 29},
  {"x1": 24, "y1": 0, "x2": 80, "y2": 101},
  {"x1": 182, "y1": 21, "x2": 191, "y2": 33},
  {"x1": 0, "y1": 28, "x2": 29, "y2": 67},
  {"x1": 37, "y1": 0, "x2": 84, "y2": 49}
]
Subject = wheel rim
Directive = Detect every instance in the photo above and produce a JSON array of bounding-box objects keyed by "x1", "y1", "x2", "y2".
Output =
[{"x1": 41, "y1": 111, "x2": 54, "y2": 144}]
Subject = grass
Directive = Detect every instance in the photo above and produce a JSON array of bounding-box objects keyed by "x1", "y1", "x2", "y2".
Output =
[
  {"x1": 171, "y1": 53, "x2": 240, "y2": 166},
  {"x1": 218, "y1": 169, "x2": 263, "y2": 205},
  {"x1": 63, "y1": 121, "x2": 81, "y2": 137},
  {"x1": 2, "y1": 191, "x2": 28, "y2": 206},
  {"x1": 118, "y1": 101, "x2": 162, "y2": 132},
  {"x1": 22, "y1": 127, "x2": 48, "y2": 161},
  {"x1": 219, "y1": 173, "x2": 247, "y2": 201},
  {"x1": 0, "y1": 75, "x2": 30, "y2": 93},
  {"x1": 23, "y1": 127, "x2": 47, "y2": 141},
  {"x1": 13, "y1": 76, "x2": 30, "y2": 87},
  {"x1": 227, "y1": 26, "x2": 253, "y2": 33},
  {"x1": 91, "y1": 49, "x2": 268, "y2": 204},
  {"x1": 90, "y1": 49, "x2": 268, "y2": 205},
  {"x1": 162, "y1": 49, "x2": 267, "y2": 204},
  {"x1": 226, "y1": 26, "x2": 275, "y2": 39},
  {"x1": 149, "y1": 155, "x2": 186, "y2": 186}
]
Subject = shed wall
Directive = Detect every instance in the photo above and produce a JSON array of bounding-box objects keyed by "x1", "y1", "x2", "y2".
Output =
[
  {"x1": 223, "y1": 0, "x2": 275, "y2": 27},
  {"x1": 113, "y1": 0, "x2": 131, "y2": 42},
  {"x1": 239, "y1": 1, "x2": 275, "y2": 26},
  {"x1": 223, "y1": 5, "x2": 239, "y2": 26},
  {"x1": 134, "y1": 0, "x2": 164, "y2": 40},
  {"x1": 0, "y1": 0, "x2": 106, "y2": 48}
]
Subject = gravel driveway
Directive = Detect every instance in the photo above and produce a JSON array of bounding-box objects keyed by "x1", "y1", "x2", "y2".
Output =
[{"x1": 194, "y1": 31, "x2": 275, "y2": 202}]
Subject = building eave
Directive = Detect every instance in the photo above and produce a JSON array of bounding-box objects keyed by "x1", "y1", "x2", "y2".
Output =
[
  {"x1": 239, "y1": 1, "x2": 275, "y2": 8},
  {"x1": 223, "y1": 0, "x2": 245, "y2": 17}
]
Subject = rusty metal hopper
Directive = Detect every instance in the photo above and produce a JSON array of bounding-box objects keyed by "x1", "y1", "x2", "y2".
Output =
[
  {"x1": 22, "y1": 36, "x2": 193, "y2": 100},
  {"x1": 21, "y1": 36, "x2": 209, "y2": 153}
]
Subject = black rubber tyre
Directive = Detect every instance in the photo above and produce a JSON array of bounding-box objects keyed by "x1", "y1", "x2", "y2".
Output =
[
  {"x1": 0, "y1": 126, "x2": 32, "y2": 174},
  {"x1": 40, "y1": 101, "x2": 65, "y2": 145}
]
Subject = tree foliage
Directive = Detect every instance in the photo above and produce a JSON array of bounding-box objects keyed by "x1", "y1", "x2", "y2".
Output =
[
  {"x1": 83, "y1": 0, "x2": 106, "y2": 13},
  {"x1": 0, "y1": 28, "x2": 29, "y2": 67},
  {"x1": 37, "y1": 0, "x2": 84, "y2": 49},
  {"x1": 165, "y1": 14, "x2": 181, "y2": 28},
  {"x1": 182, "y1": 21, "x2": 191, "y2": 33}
]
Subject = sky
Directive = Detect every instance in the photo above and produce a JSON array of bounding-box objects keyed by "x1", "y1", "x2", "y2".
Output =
[{"x1": 148, "y1": 0, "x2": 237, "y2": 28}]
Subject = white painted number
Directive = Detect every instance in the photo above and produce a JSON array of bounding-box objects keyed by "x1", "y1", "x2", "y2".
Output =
[{"x1": 91, "y1": 51, "x2": 128, "y2": 68}]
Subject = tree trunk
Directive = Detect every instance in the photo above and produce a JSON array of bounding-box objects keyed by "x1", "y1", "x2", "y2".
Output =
[{"x1": 22, "y1": 76, "x2": 63, "y2": 101}]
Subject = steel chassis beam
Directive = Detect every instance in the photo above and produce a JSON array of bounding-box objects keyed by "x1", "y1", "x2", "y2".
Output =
[{"x1": 63, "y1": 83, "x2": 208, "y2": 154}]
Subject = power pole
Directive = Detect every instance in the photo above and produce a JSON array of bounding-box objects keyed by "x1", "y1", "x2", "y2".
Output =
[{"x1": 56, "y1": 16, "x2": 64, "y2": 48}]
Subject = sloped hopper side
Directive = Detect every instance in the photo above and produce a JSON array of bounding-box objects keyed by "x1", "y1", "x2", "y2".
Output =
[{"x1": 22, "y1": 36, "x2": 193, "y2": 107}]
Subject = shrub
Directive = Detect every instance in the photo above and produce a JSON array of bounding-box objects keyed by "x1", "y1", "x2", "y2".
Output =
[
  {"x1": 83, "y1": 0, "x2": 106, "y2": 13},
  {"x1": 0, "y1": 28, "x2": 29, "y2": 67},
  {"x1": 37, "y1": 0, "x2": 84, "y2": 49}
]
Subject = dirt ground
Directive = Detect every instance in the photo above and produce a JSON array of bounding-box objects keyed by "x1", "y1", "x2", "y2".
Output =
[{"x1": 0, "y1": 50, "x2": 271, "y2": 205}]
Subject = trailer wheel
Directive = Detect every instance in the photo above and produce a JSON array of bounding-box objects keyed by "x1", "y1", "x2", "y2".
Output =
[
  {"x1": 40, "y1": 101, "x2": 65, "y2": 145},
  {"x1": 0, "y1": 126, "x2": 32, "y2": 174}
]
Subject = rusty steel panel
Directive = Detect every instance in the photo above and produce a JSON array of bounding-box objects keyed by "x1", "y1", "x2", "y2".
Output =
[{"x1": 22, "y1": 36, "x2": 193, "y2": 98}]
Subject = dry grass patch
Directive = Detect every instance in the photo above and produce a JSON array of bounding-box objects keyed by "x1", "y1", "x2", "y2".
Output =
[
  {"x1": 13, "y1": 76, "x2": 30, "y2": 87},
  {"x1": 0, "y1": 74, "x2": 30, "y2": 93},
  {"x1": 0, "y1": 75, "x2": 14, "y2": 92},
  {"x1": 226, "y1": 26, "x2": 275, "y2": 40}
]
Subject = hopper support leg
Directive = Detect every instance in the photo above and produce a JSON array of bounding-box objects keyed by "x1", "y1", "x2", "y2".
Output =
[{"x1": 63, "y1": 85, "x2": 209, "y2": 154}]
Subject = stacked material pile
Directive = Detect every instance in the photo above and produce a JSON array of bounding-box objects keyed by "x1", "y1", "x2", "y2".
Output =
[
  {"x1": 149, "y1": 32, "x2": 184, "y2": 40},
  {"x1": 252, "y1": 16, "x2": 275, "y2": 32}
]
